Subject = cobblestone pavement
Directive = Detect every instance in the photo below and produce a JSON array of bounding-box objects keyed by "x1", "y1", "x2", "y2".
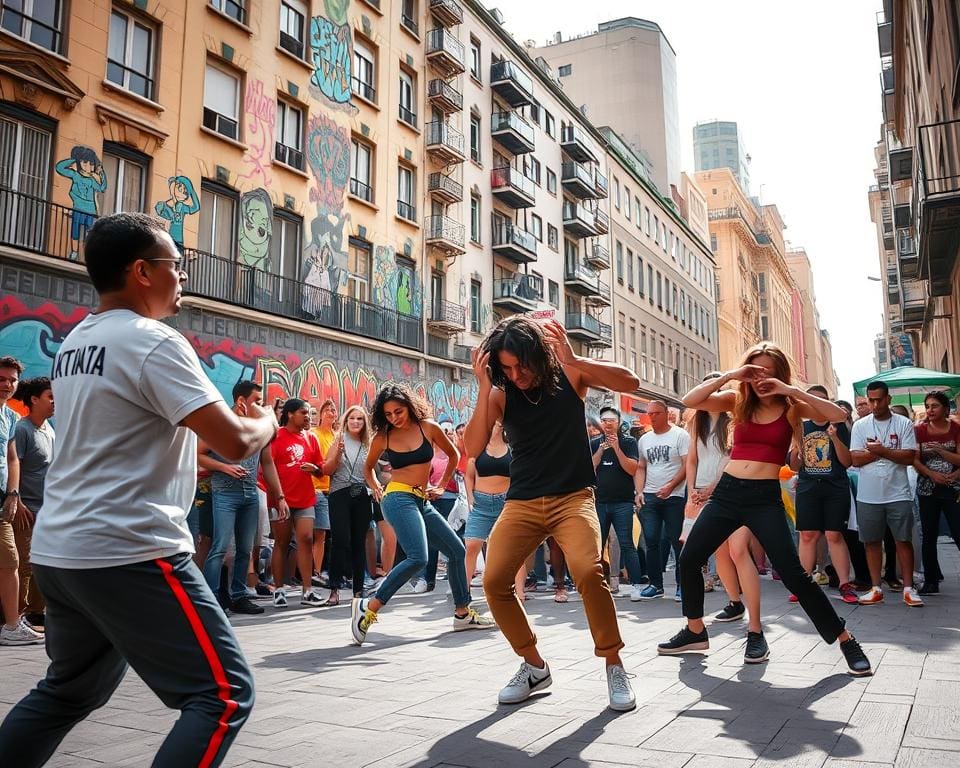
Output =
[{"x1": 2, "y1": 544, "x2": 959, "y2": 768}]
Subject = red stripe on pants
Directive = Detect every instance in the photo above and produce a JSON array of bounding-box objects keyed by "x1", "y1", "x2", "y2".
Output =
[{"x1": 155, "y1": 558, "x2": 239, "y2": 768}]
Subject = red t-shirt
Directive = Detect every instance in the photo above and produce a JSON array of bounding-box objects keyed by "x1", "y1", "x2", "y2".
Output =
[{"x1": 271, "y1": 428, "x2": 323, "y2": 509}]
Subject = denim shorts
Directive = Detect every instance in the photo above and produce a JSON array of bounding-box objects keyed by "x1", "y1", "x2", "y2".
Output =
[
  {"x1": 313, "y1": 490, "x2": 330, "y2": 530},
  {"x1": 464, "y1": 491, "x2": 507, "y2": 541}
]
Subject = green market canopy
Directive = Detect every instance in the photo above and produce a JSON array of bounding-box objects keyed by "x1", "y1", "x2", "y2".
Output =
[{"x1": 853, "y1": 366, "x2": 960, "y2": 407}]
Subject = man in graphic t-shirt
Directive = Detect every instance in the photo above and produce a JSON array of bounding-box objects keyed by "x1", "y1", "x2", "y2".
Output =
[
  {"x1": 850, "y1": 380, "x2": 922, "y2": 608},
  {"x1": 0, "y1": 213, "x2": 278, "y2": 766},
  {"x1": 635, "y1": 400, "x2": 689, "y2": 601}
]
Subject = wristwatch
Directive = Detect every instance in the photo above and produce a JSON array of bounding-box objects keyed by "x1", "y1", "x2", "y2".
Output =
[{"x1": 5, "y1": 490, "x2": 19, "y2": 498}]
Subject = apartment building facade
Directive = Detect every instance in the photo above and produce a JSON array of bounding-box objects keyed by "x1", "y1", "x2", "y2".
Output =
[{"x1": 785, "y1": 248, "x2": 839, "y2": 395}]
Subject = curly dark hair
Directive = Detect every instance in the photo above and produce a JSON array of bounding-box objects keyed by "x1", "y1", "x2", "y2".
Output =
[
  {"x1": 279, "y1": 397, "x2": 308, "y2": 426},
  {"x1": 482, "y1": 316, "x2": 562, "y2": 396},
  {"x1": 14, "y1": 376, "x2": 51, "y2": 409},
  {"x1": 370, "y1": 383, "x2": 431, "y2": 433}
]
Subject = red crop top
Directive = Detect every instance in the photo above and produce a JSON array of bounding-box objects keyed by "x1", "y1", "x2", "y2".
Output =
[{"x1": 729, "y1": 412, "x2": 793, "y2": 465}]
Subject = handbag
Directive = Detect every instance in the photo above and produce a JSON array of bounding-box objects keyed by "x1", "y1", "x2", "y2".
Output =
[{"x1": 343, "y1": 440, "x2": 368, "y2": 498}]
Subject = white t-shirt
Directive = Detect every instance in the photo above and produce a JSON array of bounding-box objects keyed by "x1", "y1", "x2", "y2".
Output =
[
  {"x1": 31, "y1": 310, "x2": 224, "y2": 568},
  {"x1": 849, "y1": 413, "x2": 918, "y2": 504},
  {"x1": 639, "y1": 425, "x2": 690, "y2": 497}
]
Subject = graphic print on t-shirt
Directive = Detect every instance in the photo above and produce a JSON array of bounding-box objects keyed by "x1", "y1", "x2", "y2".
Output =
[
  {"x1": 802, "y1": 429, "x2": 832, "y2": 474},
  {"x1": 646, "y1": 444, "x2": 672, "y2": 464},
  {"x1": 284, "y1": 442, "x2": 305, "y2": 467}
]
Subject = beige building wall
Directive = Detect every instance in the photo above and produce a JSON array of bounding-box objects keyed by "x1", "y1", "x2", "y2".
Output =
[{"x1": 786, "y1": 248, "x2": 838, "y2": 395}]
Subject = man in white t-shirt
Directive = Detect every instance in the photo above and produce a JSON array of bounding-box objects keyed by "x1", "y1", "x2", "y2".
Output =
[
  {"x1": 0, "y1": 213, "x2": 278, "y2": 767},
  {"x1": 850, "y1": 380, "x2": 922, "y2": 608},
  {"x1": 635, "y1": 400, "x2": 689, "y2": 601}
]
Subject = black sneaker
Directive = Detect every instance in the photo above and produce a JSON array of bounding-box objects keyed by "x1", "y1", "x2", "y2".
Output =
[
  {"x1": 230, "y1": 597, "x2": 265, "y2": 615},
  {"x1": 917, "y1": 582, "x2": 939, "y2": 596},
  {"x1": 714, "y1": 601, "x2": 746, "y2": 622},
  {"x1": 744, "y1": 631, "x2": 769, "y2": 664},
  {"x1": 657, "y1": 626, "x2": 709, "y2": 655},
  {"x1": 840, "y1": 635, "x2": 872, "y2": 677}
]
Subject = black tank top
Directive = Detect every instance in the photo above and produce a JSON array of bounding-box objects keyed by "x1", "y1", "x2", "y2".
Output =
[
  {"x1": 475, "y1": 447, "x2": 511, "y2": 478},
  {"x1": 383, "y1": 424, "x2": 433, "y2": 469},
  {"x1": 502, "y1": 368, "x2": 595, "y2": 500}
]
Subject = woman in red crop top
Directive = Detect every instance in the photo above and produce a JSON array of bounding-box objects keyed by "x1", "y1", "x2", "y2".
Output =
[{"x1": 656, "y1": 342, "x2": 872, "y2": 677}]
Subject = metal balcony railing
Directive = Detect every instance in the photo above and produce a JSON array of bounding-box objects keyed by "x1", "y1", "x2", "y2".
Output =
[
  {"x1": 425, "y1": 28, "x2": 465, "y2": 64},
  {"x1": 491, "y1": 111, "x2": 535, "y2": 144},
  {"x1": 429, "y1": 0, "x2": 464, "y2": 26},
  {"x1": 428, "y1": 298, "x2": 467, "y2": 328},
  {"x1": 494, "y1": 274, "x2": 542, "y2": 303},
  {"x1": 492, "y1": 221, "x2": 537, "y2": 254},
  {"x1": 427, "y1": 78, "x2": 463, "y2": 110},
  {"x1": 424, "y1": 214, "x2": 466, "y2": 248},
  {"x1": 565, "y1": 312, "x2": 600, "y2": 335},
  {"x1": 425, "y1": 121, "x2": 465, "y2": 156}
]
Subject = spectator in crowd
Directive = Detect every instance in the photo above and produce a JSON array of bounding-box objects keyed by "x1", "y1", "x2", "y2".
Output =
[{"x1": 311, "y1": 399, "x2": 338, "y2": 586}]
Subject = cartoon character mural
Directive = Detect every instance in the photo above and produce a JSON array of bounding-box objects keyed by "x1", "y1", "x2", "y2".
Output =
[
  {"x1": 309, "y1": 0, "x2": 356, "y2": 113},
  {"x1": 154, "y1": 176, "x2": 200, "y2": 248},
  {"x1": 238, "y1": 188, "x2": 273, "y2": 270},
  {"x1": 372, "y1": 245, "x2": 422, "y2": 317},
  {"x1": 54, "y1": 146, "x2": 107, "y2": 261}
]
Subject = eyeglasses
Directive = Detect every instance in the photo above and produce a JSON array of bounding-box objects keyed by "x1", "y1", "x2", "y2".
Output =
[{"x1": 146, "y1": 258, "x2": 186, "y2": 272}]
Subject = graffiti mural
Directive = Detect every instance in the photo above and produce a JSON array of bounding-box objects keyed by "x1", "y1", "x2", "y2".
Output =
[
  {"x1": 306, "y1": 113, "x2": 350, "y2": 212},
  {"x1": 54, "y1": 146, "x2": 107, "y2": 261},
  {"x1": 372, "y1": 246, "x2": 422, "y2": 317},
  {"x1": 309, "y1": 1, "x2": 355, "y2": 113},
  {"x1": 238, "y1": 188, "x2": 273, "y2": 270},
  {"x1": 154, "y1": 175, "x2": 200, "y2": 248},
  {"x1": 237, "y1": 78, "x2": 276, "y2": 185}
]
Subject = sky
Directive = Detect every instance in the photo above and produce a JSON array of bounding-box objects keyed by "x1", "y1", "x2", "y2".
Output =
[{"x1": 494, "y1": 0, "x2": 886, "y2": 399}]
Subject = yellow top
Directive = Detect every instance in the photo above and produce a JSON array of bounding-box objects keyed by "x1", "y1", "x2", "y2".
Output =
[{"x1": 311, "y1": 427, "x2": 337, "y2": 492}]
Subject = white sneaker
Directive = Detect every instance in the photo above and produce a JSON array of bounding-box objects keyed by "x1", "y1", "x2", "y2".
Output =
[
  {"x1": 453, "y1": 608, "x2": 497, "y2": 631},
  {"x1": 606, "y1": 664, "x2": 637, "y2": 711},
  {"x1": 629, "y1": 584, "x2": 645, "y2": 602},
  {"x1": 301, "y1": 591, "x2": 324, "y2": 607},
  {"x1": 471, "y1": 575, "x2": 485, "y2": 588},
  {"x1": 412, "y1": 579, "x2": 429, "y2": 594},
  {"x1": 903, "y1": 586, "x2": 924, "y2": 608},
  {"x1": 273, "y1": 589, "x2": 288, "y2": 608},
  {"x1": 498, "y1": 661, "x2": 552, "y2": 704},
  {"x1": 0, "y1": 619, "x2": 43, "y2": 646}
]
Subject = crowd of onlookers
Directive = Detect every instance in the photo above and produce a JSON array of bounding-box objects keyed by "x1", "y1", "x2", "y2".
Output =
[{"x1": 2, "y1": 346, "x2": 959, "y2": 646}]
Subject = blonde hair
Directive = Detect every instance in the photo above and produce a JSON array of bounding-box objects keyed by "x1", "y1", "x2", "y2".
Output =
[
  {"x1": 340, "y1": 405, "x2": 372, "y2": 447},
  {"x1": 733, "y1": 342, "x2": 801, "y2": 449}
]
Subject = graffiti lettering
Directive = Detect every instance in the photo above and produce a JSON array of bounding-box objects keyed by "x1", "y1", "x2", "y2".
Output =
[
  {"x1": 309, "y1": 15, "x2": 353, "y2": 110},
  {"x1": 238, "y1": 78, "x2": 276, "y2": 185}
]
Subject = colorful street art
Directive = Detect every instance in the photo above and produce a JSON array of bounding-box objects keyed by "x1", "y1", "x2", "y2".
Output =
[
  {"x1": 54, "y1": 146, "x2": 107, "y2": 261},
  {"x1": 237, "y1": 78, "x2": 276, "y2": 185},
  {"x1": 154, "y1": 175, "x2": 200, "y2": 248},
  {"x1": 238, "y1": 188, "x2": 273, "y2": 270},
  {"x1": 309, "y1": 1, "x2": 355, "y2": 113},
  {"x1": 306, "y1": 113, "x2": 350, "y2": 212},
  {"x1": 372, "y1": 246, "x2": 422, "y2": 317}
]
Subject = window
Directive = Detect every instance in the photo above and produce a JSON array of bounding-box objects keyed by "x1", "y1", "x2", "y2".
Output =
[
  {"x1": 398, "y1": 69, "x2": 416, "y2": 127},
  {"x1": 529, "y1": 99, "x2": 541, "y2": 127},
  {"x1": 653, "y1": 215, "x2": 660, "y2": 245},
  {"x1": 635, "y1": 197, "x2": 642, "y2": 228},
  {"x1": 644, "y1": 206, "x2": 651, "y2": 236},
  {"x1": 615, "y1": 241, "x2": 623, "y2": 283},
  {"x1": 2, "y1": 0, "x2": 64, "y2": 52},
  {"x1": 640, "y1": 329, "x2": 647, "y2": 380},
  {"x1": 548, "y1": 279, "x2": 559, "y2": 307},
  {"x1": 648, "y1": 265, "x2": 654, "y2": 304},
  {"x1": 99, "y1": 146, "x2": 147, "y2": 216},
  {"x1": 401, "y1": 0, "x2": 418, "y2": 35},
  {"x1": 275, "y1": 101, "x2": 304, "y2": 171},
  {"x1": 660, "y1": 340, "x2": 666, "y2": 386},
  {"x1": 0, "y1": 114, "x2": 52, "y2": 252},
  {"x1": 347, "y1": 238, "x2": 372, "y2": 301},
  {"x1": 469, "y1": 37, "x2": 481, "y2": 80},
  {"x1": 546, "y1": 168, "x2": 557, "y2": 194},
  {"x1": 470, "y1": 112, "x2": 481, "y2": 163},
  {"x1": 350, "y1": 138, "x2": 373, "y2": 202},
  {"x1": 210, "y1": 0, "x2": 245, "y2": 24},
  {"x1": 547, "y1": 224, "x2": 558, "y2": 251},
  {"x1": 203, "y1": 63, "x2": 240, "y2": 140},
  {"x1": 558, "y1": 64, "x2": 572, "y2": 77},
  {"x1": 271, "y1": 211, "x2": 302, "y2": 282},
  {"x1": 613, "y1": 177, "x2": 621, "y2": 209},
  {"x1": 664, "y1": 277, "x2": 670, "y2": 313},
  {"x1": 279, "y1": 0, "x2": 307, "y2": 59},
  {"x1": 710, "y1": 233, "x2": 717, "y2": 251},
  {"x1": 530, "y1": 271, "x2": 545, "y2": 299},
  {"x1": 531, "y1": 213, "x2": 542, "y2": 241},
  {"x1": 107, "y1": 8, "x2": 156, "y2": 100},
  {"x1": 679, "y1": 290, "x2": 685, "y2": 324},
  {"x1": 470, "y1": 194, "x2": 481, "y2": 243},
  {"x1": 661, "y1": 222, "x2": 668, "y2": 253},
  {"x1": 656, "y1": 271, "x2": 662, "y2": 309},
  {"x1": 624, "y1": 188, "x2": 631, "y2": 219},
  {"x1": 545, "y1": 111, "x2": 555, "y2": 138},
  {"x1": 629, "y1": 321, "x2": 637, "y2": 373},
  {"x1": 198, "y1": 183, "x2": 237, "y2": 257},
  {"x1": 470, "y1": 279, "x2": 482, "y2": 332},
  {"x1": 637, "y1": 257, "x2": 644, "y2": 297},
  {"x1": 618, "y1": 313, "x2": 626, "y2": 366},
  {"x1": 525, "y1": 156, "x2": 541, "y2": 185},
  {"x1": 352, "y1": 37, "x2": 377, "y2": 103},
  {"x1": 397, "y1": 164, "x2": 415, "y2": 221},
  {"x1": 626, "y1": 248, "x2": 634, "y2": 291},
  {"x1": 673, "y1": 286, "x2": 678, "y2": 319}
]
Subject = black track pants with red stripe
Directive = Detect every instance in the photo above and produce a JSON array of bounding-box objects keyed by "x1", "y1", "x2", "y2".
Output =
[{"x1": 0, "y1": 553, "x2": 254, "y2": 768}]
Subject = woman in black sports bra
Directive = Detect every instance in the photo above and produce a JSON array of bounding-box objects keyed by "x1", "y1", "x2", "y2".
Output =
[{"x1": 350, "y1": 383, "x2": 496, "y2": 646}]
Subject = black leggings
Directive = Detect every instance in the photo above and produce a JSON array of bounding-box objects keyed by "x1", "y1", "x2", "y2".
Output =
[
  {"x1": 919, "y1": 493, "x2": 960, "y2": 583},
  {"x1": 679, "y1": 474, "x2": 846, "y2": 644},
  {"x1": 328, "y1": 487, "x2": 373, "y2": 595}
]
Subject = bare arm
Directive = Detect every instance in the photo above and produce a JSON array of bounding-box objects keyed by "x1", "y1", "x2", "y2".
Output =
[
  {"x1": 259, "y1": 445, "x2": 289, "y2": 519},
  {"x1": 464, "y1": 348, "x2": 504, "y2": 459},
  {"x1": 465, "y1": 459, "x2": 476, "y2": 506},
  {"x1": 322, "y1": 433, "x2": 344, "y2": 476},
  {"x1": 634, "y1": 456, "x2": 647, "y2": 504},
  {"x1": 182, "y1": 401, "x2": 276, "y2": 462},
  {"x1": 364, "y1": 432, "x2": 388, "y2": 501},
  {"x1": 611, "y1": 437, "x2": 639, "y2": 475},
  {"x1": 1, "y1": 440, "x2": 20, "y2": 523},
  {"x1": 424, "y1": 421, "x2": 459, "y2": 491},
  {"x1": 686, "y1": 427, "x2": 700, "y2": 487},
  {"x1": 682, "y1": 370, "x2": 741, "y2": 412},
  {"x1": 829, "y1": 425, "x2": 852, "y2": 468},
  {"x1": 591, "y1": 438, "x2": 605, "y2": 470},
  {"x1": 850, "y1": 450, "x2": 878, "y2": 468},
  {"x1": 544, "y1": 320, "x2": 639, "y2": 395},
  {"x1": 790, "y1": 389, "x2": 847, "y2": 424}
]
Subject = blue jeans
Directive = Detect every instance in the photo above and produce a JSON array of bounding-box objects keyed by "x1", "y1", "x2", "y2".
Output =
[
  {"x1": 596, "y1": 501, "x2": 646, "y2": 584},
  {"x1": 640, "y1": 494, "x2": 685, "y2": 590},
  {"x1": 204, "y1": 485, "x2": 260, "y2": 601},
  {"x1": 424, "y1": 495, "x2": 457, "y2": 586},
  {"x1": 376, "y1": 492, "x2": 470, "y2": 607}
]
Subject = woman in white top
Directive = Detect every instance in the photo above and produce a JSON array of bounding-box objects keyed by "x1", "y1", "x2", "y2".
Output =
[{"x1": 685, "y1": 372, "x2": 763, "y2": 639}]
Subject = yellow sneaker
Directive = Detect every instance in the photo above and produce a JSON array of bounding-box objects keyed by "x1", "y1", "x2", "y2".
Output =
[
  {"x1": 453, "y1": 607, "x2": 497, "y2": 631},
  {"x1": 350, "y1": 598, "x2": 378, "y2": 645}
]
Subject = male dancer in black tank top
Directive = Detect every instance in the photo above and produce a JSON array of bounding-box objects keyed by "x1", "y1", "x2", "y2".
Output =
[{"x1": 464, "y1": 316, "x2": 641, "y2": 711}]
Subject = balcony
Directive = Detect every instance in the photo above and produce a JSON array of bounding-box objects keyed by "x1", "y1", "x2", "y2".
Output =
[
  {"x1": 427, "y1": 299, "x2": 467, "y2": 334},
  {"x1": 594, "y1": 208, "x2": 609, "y2": 235},
  {"x1": 901, "y1": 279, "x2": 927, "y2": 327},
  {"x1": 877, "y1": 12, "x2": 892, "y2": 58},
  {"x1": 492, "y1": 220, "x2": 538, "y2": 264},
  {"x1": 586, "y1": 280, "x2": 611, "y2": 307},
  {"x1": 429, "y1": 0, "x2": 463, "y2": 27},
  {"x1": 593, "y1": 170, "x2": 608, "y2": 199},
  {"x1": 425, "y1": 121, "x2": 466, "y2": 164},
  {"x1": 918, "y1": 118, "x2": 960, "y2": 296},
  {"x1": 585, "y1": 240, "x2": 610, "y2": 269},
  {"x1": 561, "y1": 162, "x2": 597, "y2": 199},
  {"x1": 425, "y1": 28, "x2": 465, "y2": 78},
  {"x1": 396, "y1": 200, "x2": 417, "y2": 223},
  {"x1": 427, "y1": 78, "x2": 463, "y2": 113},
  {"x1": 428, "y1": 335, "x2": 473, "y2": 362},
  {"x1": 428, "y1": 172, "x2": 463, "y2": 204},
  {"x1": 881, "y1": 64, "x2": 894, "y2": 125},
  {"x1": 595, "y1": 322, "x2": 613, "y2": 349},
  {"x1": 491, "y1": 111, "x2": 535, "y2": 155},
  {"x1": 424, "y1": 214, "x2": 466, "y2": 255},
  {"x1": 491, "y1": 166, "x2": 535, "y2": 208},
  {"x1": 564, "y1": 257, "x2": 602, "y2": 297},
  {"x1": 490, "y1": 59, "x2": 534, "y2": 107},
  {"x1": 563, "y1": 200, "x2": 599, "y2": 237},
  {"x1": 493, "y1": 274, "x2": 542, "y2": 313},
  {"x1": 898, "y1": 229, "x2": 919, "y2": 279},
  {"x1": 565, "y1": 312, "x2": 600, "y2": 342},
  {"x1": 889, "y1": 146, "x2": 914, "y2": 182},
  {"x1": 351, "y1": 76, "x2": 376, "y2": 105},
  {"x1": 886, "y1": 272, "x2": 900, "y2": 305},
  {"x1": 560, "y1": 123, "x2": 598, "y2": 164}
]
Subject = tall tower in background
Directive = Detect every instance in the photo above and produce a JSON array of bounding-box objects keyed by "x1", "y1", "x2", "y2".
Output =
[{"x1": 693, "y1": 120, "x2": 751, "y2": 195}]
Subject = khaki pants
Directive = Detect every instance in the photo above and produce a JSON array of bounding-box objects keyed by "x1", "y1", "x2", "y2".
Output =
[
  {"x1": 13, "y1": 520, "x2": 45, "y2": 615},
  {"x1": 482, "y1": 487, "x2": 624, "y2": 659}
]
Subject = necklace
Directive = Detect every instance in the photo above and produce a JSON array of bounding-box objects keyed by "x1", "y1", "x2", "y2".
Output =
[{"x1": 520, "y1": 386, "x2": 542, "y2": 406}]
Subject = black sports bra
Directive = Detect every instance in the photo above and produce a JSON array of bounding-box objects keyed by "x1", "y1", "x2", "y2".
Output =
[
  {"x1": 475, "y1": 447, "x2": 511, "y2": 478},
  {"x1": 383, "y1": 424, "x2": 433, "y2": 469}
]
